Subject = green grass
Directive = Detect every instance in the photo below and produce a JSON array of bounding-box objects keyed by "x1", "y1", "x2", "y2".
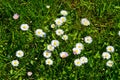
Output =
[{"x1": 0, "y1": 0, "x2": 120, "y2": 79}]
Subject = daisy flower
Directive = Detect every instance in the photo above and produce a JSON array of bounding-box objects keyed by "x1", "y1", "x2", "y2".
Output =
[
  {"x1": 81, "y1": 18, "x2": 90, "y2": 26},
  {"x1": 47, "y1": 44, "x2": 55, "y2": 51},
  {"x1": 62, "y1": 35, "x2": 68, "y2": 40},
  {"x1": 11, "y1": 60, "x2": 19, "y2": 67},
  {"x1": 102, "y1": 52, "x2": 111, "y2": 59},
  {"x1": 118, "y1": 31, "x2": 120, "y2": 36},
  {"x1": 46, "y1": 5, "x2": 50, "y2": 9},
  {"x1": 51, "y1": 24, "x2": 56, "y2": 28},
  {"x1": 106, "y1": 46, "x2": 114, "y2": 53},
  {"x1": 43, "y1": 50, "x2": 52, "y2": 58},
  {"x1": 51, "y1": 40, "x2": 59, "y2": 47},
  {"x1": 60, "y1": 16, "x2": 66, "y2": 23},
  {"x1": 55, "y1": 18, "x2": 63, "y2": 26},
  {"x1": 13, "y1": 13, "x2": 19, "y2": 20},
  {"x1": 75, "y1": 43, "x2": 84, "y2": 50},
  {"x1": 16, "y1": 50, "x2": 24, "y2": 58},
  {"x1": 60, "y1": 52, "x2": 68, "y2": 58},
  {"x1": 80, "y1": 56, "x2": 88, "y2": 64},
  {"x1": 74, "y1": 59, "x2": 82, "y2": 66},
  {"x1": 20, "y1": 24, "x2": 29, "y2": 31},
  {"x1": 84, "y1": 36, "x2": 93, "y2": 44},
  {"x1": 27, "y1": 71, "x2": 33, "y2": 76},
  {"x1": 106, "y1": 60, "x2": 114, "y2": 67},
  {"x1": 45, "y1": 58, "x2": 53, "y2": 65},
  {"x1": 73, "y1": 48, "x2": 81, "y2": 55},
  {"x1": 35, "y1": 29, "x2": 46, "y2": 37},
  {"x1": 55, "y1": 29, "x2": 64, "y2": 36},
  {"x1": 60, "y1": 10, "x2": 68, "y2": 16}
]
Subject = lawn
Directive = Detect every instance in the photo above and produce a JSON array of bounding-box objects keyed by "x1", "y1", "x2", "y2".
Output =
[{"x1": 0, "y1": 0, "x2": 120, "y2": 80}]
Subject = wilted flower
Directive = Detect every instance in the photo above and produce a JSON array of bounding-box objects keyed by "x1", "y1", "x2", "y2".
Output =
[
  {"x1": 62, "y1": 35, "x2": 68, "y2": 40},
  {"x1": 102, "y1": 52, "x2": 111, "y2": 59},
  {"x1": 51, "y1": 40, "x2": 59, "y2": 47},
  {"x1": 11, "y1": 60, "x2": 19, "y2": 67},
  {"x1": 60, "y1": 10, "x2": 68, "y2": 16},
  {"x1": 20, "y1": 24, "x2": 29, "y2": 31},
  {"x1": 13, "y1": 13, "x2": 19, "y2": 20},
  {"x1": 81, "y1": 18, "x2": 90, "y2": 26},
  {"x1": 55, "y1": 29, "x2": 64, "y2": 36},
  {"x1": 55, "y1": 18, "x2": 63, "y2": 26},
  {"x1": 75, "y1": 43, "x2": 84, "y2": 50},
  {"x1": 73, "y1": 48, "x2": 81, "y2": 55},
  {"x1": 45, "y1": 58, "x2": 53, "y2": 65},
  {"x1": 106, "y1": 60, "x2": 114, "y2": 67},
  {"x1": 47, "y1": 44, "x2": 55, "y2": 51},
  {"x1": 106, "y1": 46, "x2": 114, "y2": 53},
  {"x1": 80, "y1": 56, "x2": 88, "y2": 64},
  {"x1": 43, "y1": 50, "x2": 52, "y2": 58},
  {"x1": 16, "y1": 50, "x2": 24, "y2": 58},
  {"x1": 74, "y1": 59, "x2": 82, "y2": 66},
  {"x1": 84, "y1": 36, "x2": 93, "y2": 44},
  {"x1": 60, "y1": 52, "x2": 68, "y2": 58}
]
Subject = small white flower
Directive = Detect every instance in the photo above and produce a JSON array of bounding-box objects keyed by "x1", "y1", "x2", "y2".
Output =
[
  {"x1": 60, "y1": 10, "x2": 68, "y2": 16},
  {"x1": 35, "y1": 29, "x2": 46, "y2": 37},
  {"x1": 60, "y1": 52, "x2": 68, "y2": 58},
  {"x1": 74, "y1": 59, "x2": 82, "y2": 66},
  {"x1": 102, "y1": 52, "x2": 111, "y2": 59},
  {"x1": 51, "y1": 24, "x2": 56, "y2": 28},
  {"x1": 76, "y1": 43, "x2": 84, "y2": 50},
  {"x1": 13, "y1": 13, "x2": 19, "y2": 20},
  {"x1": 43, "y1": 50, "x2": 52, "y2": 58},
  {"x1": 46, "y1": 5, "x2": 50, "y2": 9},
  {"x1": 84, "y1": 36, "x2": 93, "y2": 44},
  {"x1": 45, "y1": 58, "x2": 53, "y2": 65},
  {"x1": 60, "y1": 16, "x2": 66, "y2": 23},
  {"x1": 11, "y1": 60, "x2": 19, "y2": 67},
  {"x1": 118, "y1": 31, "x2": 120, "y2": 36},
  {"x1": 80, "y1": 56, "x2": 88, "y2": 64},
  {"x1": 47, "y1": 44, "x2": 55, "y2": 51},
  {"x1": 20, "y1": 24, "x2": 29, "y2": 31},
  {"x1": 55, "y1": 29, "x2": 64, "y2": 36},
  {"x1": 73, "y1": 48, "x2": 81, "y2": 55},
  {"x1": 106, "y1": 60, "x2": 114, "y2": 67},
  {"x1": 27, "y1": 71, "x2": 32, "y2": 76},
  {"x1": 51, "y1": 40, "x2": 59, "y2": 47},
  {"x1": 106, "y1": 46, "x2": 114, "y2": 53},
  {"x1": 81, "y1": 18, "x2": 90, "y2": 26},
  {"x1": 16, "y1": 50, "x2": 24, "y2": 58},
  {"x1": 55, "y1": 18, "x2": 63, "y2": 26},
  {"x1": 62, "y1": 35, "x2": 68, "y2": 40}
]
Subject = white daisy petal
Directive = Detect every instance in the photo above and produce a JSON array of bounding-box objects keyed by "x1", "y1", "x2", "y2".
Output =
[
  {"x1": 20, "y1": 24, "x2": 29, "y2": 31},
  {"x1": 81, "y1": 18, "x2": 90, "y2": 26},
  {"x1": 45, "y1": 58, "x2": 53, "y2": 65},
  {"x1": 16, "y1": 50, "x2": 24, "y2": 58},
  {"x1": 11, "y1": 60, "x2": 19, "y2": 67},
  {"x1": 106, "y1": 60, "x2": 114, "y2": 67}
]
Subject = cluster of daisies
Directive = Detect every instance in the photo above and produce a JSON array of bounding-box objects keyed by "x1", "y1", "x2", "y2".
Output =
[
  {"x1": 12, "y1": 7, "x2": 115, "y2": 69},
  {"x1": 73, "y1": 18, "x2": 93, "y2": 66},
  {"x1": 43, "y1": 39, "x2": 69, "y2": 65},
  {"x1": 51, "y1": 10, "x2": 68, "y2": 41},
  {"x1": 11, "y1": 50, "x2": 24, "y2": 66},
  {"x1": 43, "y1": 40, "x2": 59, "y2": 65},
  {"x1": 102, "y1": 46, "x2": 114, "y2": 67},
  {"x1": 73, "y1": 39, "x2": 92, "y2": 66}
]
